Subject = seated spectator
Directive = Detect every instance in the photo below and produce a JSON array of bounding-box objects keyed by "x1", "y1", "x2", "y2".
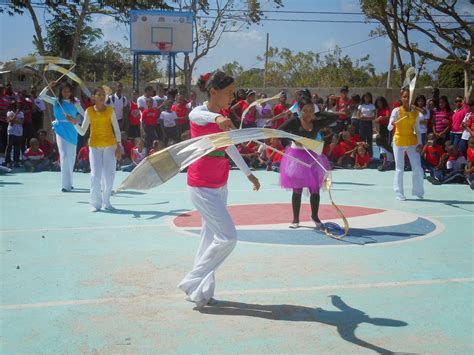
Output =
[
  {"x1": 24, "y1": 138, "x2": 49, "y2": 172},
  {"x1": 421, "y1": 133, "x2": 444, "y2": 172},
  {"x1": 122, "y1": 138, "x2": 147, "y2": 172},
  {"x1": 347, "y1": 124, "x2": 361, "y2": 145},
  {"x1": 354, "y1": 144, "x2": 370, "y2": 169},
  {"x1": 76, "y1": 141, "x2": 90, "y2": 173},
  {"x1": 148, "y1": 139, "x2": 164, "y2": 155},
  {"x1": 238, "y1": 142, "x2": 262, "y2": 169},
  {"x1": 375, "y1": 134, "x2": 394, "y2": 171},
  {"x1": 37, "y1": 129, "x2": 54, "y2": 160},
  {"x1": 265, "y1": 138, "x2": 284, "y2": 172},
  {"x1": 120, "y1": 131, "x2": 134, "y2": 166},
  {"x1": 465, "y1": 136, "x2": 474, "y2": 189},
  {"x1": 427, "y1": 145, "x2": 466, "y2": 185},
  {"x1": 325, "y1": 134, "x2": 343, "y2": 165},
  {"x1": 336, "y1": 131, "x2": 356, "y2": 167}
]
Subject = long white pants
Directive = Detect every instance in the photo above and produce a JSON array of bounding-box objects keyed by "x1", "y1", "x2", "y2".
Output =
[
  {"x1": 89, "y1": 145, "x2": 117, "y2": 209},
  {"x1": 393, "y1": 144, "x2": 424, "y2": 197},
  {"x1": 178, "y1": 185, "x2": 237, "y2": 305},
  {"x1": 56, "y1": 134, "x2": 76, "y2": 190}
]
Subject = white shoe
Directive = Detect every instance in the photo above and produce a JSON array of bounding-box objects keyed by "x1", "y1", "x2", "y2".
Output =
[
  {"x1": 90, "y1": 207, "x2": 100, "y2": 212},
  {"x1": 396, "y1": 194, "x2": 406, "y2": 201},
  {"x1": 415, "y1": 194, "x2": 424, "y2": 199},
  {"x1": 289, "y1": 222, "x2": 300, "y2": 229}
]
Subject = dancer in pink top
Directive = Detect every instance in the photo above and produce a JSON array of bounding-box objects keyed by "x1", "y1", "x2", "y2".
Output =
[{"x1": 177, "y1": 71, "x2": 260, "y2": 309}]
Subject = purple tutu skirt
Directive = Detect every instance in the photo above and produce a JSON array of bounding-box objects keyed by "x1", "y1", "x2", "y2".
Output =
[{"x1": 279, "y1": 147, "x2": 330, "y2": 194}]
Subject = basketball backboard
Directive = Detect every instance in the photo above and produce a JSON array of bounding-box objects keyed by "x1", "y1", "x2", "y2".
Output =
[{"x1": 130, "y1": 10, "x2": 193, "y2": 54}]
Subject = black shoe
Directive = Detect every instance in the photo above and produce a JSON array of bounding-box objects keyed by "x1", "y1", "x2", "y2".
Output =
[{"x1": 61, "y1": 188, "x2": 70, "y2": 192}]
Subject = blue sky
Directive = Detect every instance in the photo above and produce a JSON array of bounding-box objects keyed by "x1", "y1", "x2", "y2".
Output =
[{"x1": 1, "y1": 0, "x2": 472, "y2": 77}]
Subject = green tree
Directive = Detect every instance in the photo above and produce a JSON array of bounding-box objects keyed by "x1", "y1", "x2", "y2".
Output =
[
  {"x1": 437, "y1": 61, "x2": 470, "y2": 88},
  {"x1": 360, "y1": 0, "x2": 473, "y2": 98}
]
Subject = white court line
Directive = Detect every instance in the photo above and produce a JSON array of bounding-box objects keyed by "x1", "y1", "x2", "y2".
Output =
[
  {"x1": 0, "y1": 223, "x2": 168, "y2": 234},
  {"x1": 1, "y1": 277, "x2": 472, "y2": 311}
]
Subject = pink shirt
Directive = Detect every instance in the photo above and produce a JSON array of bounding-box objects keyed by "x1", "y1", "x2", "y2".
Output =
[
  {"x1": 187, "y1": 120, "x2": 229, "y2": 188},
  {"x1": 451, "y1": 104, "x2": 468, "y2": 133}
]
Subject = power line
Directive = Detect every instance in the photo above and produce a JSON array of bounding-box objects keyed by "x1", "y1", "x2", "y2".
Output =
[
  {"x1": 201, "y1": 15, "x2": 464, "y2": 24},
  {"x1": 208, "y1": 8, "x2": 474, "y2": 17}
]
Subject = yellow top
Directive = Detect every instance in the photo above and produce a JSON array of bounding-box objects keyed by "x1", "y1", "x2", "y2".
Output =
[
  {"x1": 87, "y1": 106, "x2": 116, "y2": 148},
  {"x1": 394, "y1": 107, "x2": 418, "y2": 147}
]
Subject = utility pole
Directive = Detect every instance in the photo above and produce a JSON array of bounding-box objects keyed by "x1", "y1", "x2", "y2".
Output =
[
  {"x1": 386, "y1": 19, "x2": 397, "y2": 88},
  {"x1": 263, "y1": 32, "x2": 269, "y2": 88}
]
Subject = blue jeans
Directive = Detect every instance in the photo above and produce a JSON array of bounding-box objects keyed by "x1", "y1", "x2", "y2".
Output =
[
  {"x1": 450, "y1": 132, "x2": 462, "y2": 150},
  {"x1": 122, "y1": 163, "x2": 137, "y2": 172}
]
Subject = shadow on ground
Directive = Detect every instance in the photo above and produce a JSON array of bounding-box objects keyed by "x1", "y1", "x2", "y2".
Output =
[{"x1": 199, "y1": 295, "x2": 407, "y2": 354}]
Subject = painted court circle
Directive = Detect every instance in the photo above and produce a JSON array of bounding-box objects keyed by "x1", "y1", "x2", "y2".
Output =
[{"x1": 172, "y1": 203, "x2": 443, "y2": 246}]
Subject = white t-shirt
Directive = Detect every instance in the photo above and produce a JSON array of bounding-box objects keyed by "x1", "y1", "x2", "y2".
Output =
[
  {"x1": 7, "y1": 111, "x2": 24, "y2": 136},
  {"x1": 418, "y1": 107, "x2": 429, "y2": 134},
  {"x1": 358, "y1": 104, "x2": 376, "y2": 118},
  {"x1": 107, "y1": 93, "x2": 128, "y2": 121},
  {"x1": 186, "y1": 101, "x2": 201, "y2": 111},
  {"x1": 447, "y1": 156, "x2": 467, "y2": 172},
  {"x1": 153, "y1": 95, "x2": 167, "y2": 107},
  {"x1": 137, "y1": 95, "x2": 157, "y2": 110},
  {"x1": 461, "y1": 112, "x2": 472, "y2": 140},
  {"x1": 160, "y1": 111, "x2": 177, "y2": 127}
]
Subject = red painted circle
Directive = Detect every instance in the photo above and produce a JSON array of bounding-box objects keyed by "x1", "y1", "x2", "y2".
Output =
[{"x1": 173, "y1": 203, "x2": 384, "y2": 228}]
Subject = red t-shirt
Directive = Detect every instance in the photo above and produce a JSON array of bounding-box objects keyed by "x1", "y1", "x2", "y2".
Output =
[
  {"x1": 338, "y1": 141, "x2": 355, "y2": 155},
  {"x1": 122, "y1": 139, "x2": 134, "y2": 158},
  {"x1": 21, "y1": 99, "x2": 33, "y2": 124},
  {"x1": 272, "y1": 103, "x2": 289, "y2": 128},
  {"x1": 39, "y1": 140, "x2": 53, "y2": 158},
  {"x1": 172, "y1": 104, "x2": 189, "y2": 125},
  {"x1": 141, "y1": 108, "x2": 159, "y2": 126},
  {"x1": 376, "y1": 107, "x2": 390, "y2": 126},
  {"x1": 464, "y1": 113, "x2": 474, "y2": 131},
  {"x1": 0, "y1": 95, "x2": 9, "y2": 122},
  {"x1": 350, "y1": 134, "x2": 361, "y2": 145},
  {"x1": 467, "y1": 147, "x2": 474, "y2": 164},
  {"x1": 328, "y1": 144, "x2": 344, "y2": 161},
  {"x1": 24, "y1": 147, "x2": 44, "y2": 160},
  {"x1": 220, "y1": 108, "x2": 231, "y2": 118},
  {"x1": 78, "y1": 146, "x2": 90, "y2": 162},
  {"x1": 266, "y1": 143, "x2": 284, "y2": 163},
  {"x1": 355, "y1": 152, "x2": 370, "y2": 166},
  {"x1": 237, "y1": 100, "x2": 256, "y2": 124},
  {"x1": 129, "y1": 100, "x2": 141, "y2": 126},
  {"x1": 336, "y1": 97, "x2": 352, "y2": 120},
  {"x1": 238, "y1": 144, "x2": 256, "y2": 155},
  {"x1": 424, "y1": 145, "x2": 443, "y2": 167}
]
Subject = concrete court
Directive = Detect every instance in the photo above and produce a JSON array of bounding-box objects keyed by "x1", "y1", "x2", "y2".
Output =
[{"x1": 0, "y1": 168, "x2": 473, "y2": 354}]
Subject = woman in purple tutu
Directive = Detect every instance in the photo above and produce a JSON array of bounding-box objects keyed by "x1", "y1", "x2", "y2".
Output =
[{"x1": 279, "y1": 92, "x2": 339, "y2": 229}]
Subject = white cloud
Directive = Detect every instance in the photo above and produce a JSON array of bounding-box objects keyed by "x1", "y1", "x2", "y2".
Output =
[
  {"x1": 223, "y1": 29, "x2": 264, "y2": 43},
  {"x1": 323, "y1": 38, "x2": 337, "y2": 51},
  {"x1": 93, "y1": 15, "x2": 129, "y2": 45}
]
